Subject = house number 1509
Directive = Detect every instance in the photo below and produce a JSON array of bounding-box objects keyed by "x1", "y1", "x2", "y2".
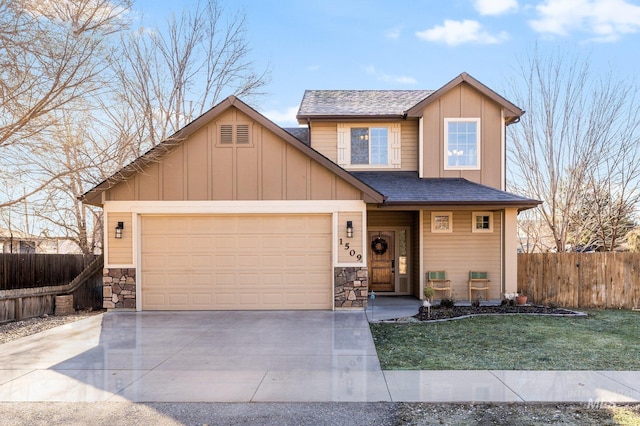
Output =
[{"x1": 339, "y1": 239, "x2": 362, "y2": 261}]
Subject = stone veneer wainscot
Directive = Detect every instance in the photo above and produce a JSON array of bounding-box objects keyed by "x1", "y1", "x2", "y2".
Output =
[
  {"x1": 334, "y1": 267, "x2": 368, "y2": 309},
  {"x1": 103, "y1": 268, "x2": 136, "y2": 309}
]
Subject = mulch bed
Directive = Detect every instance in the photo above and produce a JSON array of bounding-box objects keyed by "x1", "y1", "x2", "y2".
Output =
[{"x1": 414, "y1": 304, "x2": 582, "y2": 321}]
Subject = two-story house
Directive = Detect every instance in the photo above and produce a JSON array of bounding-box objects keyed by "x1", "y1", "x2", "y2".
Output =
[{"x1": 82, "y1": 72, "x2": 539, "y2": 311}]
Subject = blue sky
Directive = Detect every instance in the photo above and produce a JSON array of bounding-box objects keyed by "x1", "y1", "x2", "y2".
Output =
[{"x1": 135, "y1": 0, "x2": 640, "y2": 127}]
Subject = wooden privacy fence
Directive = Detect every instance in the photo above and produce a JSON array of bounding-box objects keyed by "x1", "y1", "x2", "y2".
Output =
[
  {"x1": 0, "y1": 254, "x2": 103, "y2": 322},
  {"x1": 0, "y1": 253, "x2": 94, "y2": 290},
  {"x1": 518, "y1": 253, "x2": 640, "y2": 309}
]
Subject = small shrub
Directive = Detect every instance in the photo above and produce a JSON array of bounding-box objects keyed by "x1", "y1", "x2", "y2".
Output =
[
  {"x1": 423, "y1": 286, "x2": 435, "y2": 300},
  {"x1": 438, "y1": 297, "x2": 456, "y2": 309},
  {"x1": 471, "y1": 298, "x2": 481, "y2": 308}
]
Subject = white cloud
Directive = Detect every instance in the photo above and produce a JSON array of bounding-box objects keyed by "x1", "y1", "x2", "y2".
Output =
[
  {"x1": 363, "y1": 65, "x2": 416, "y2": 85},
  {"x1": 379, "y1": 74, "x2": 417, "y2": 84},
  {"x1": 263, "y1": 106, "x2": 299, "y2": 127},
  {"x1": 530, "y1": 0, "x2": 640, "y2": 41},
  {"x1": 473, "y1": 0, "x2": 518, "y2": 15},
  {"x1": 416, "y1": 20, "x2": 509, "y2": 45}
]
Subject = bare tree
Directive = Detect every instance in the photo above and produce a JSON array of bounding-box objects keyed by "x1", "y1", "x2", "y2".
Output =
[
  {"x1": 110, "y1": 0, "x2": 269, "y2": 156},
  {"x1": 31, "y1": 111, "x2": 115, "y2": 254},
  {"x1": 1, "y1": 0, "x2": 269, "y2": 253},
  {"x1": 507, "y1": 47, "x2": 640, "y2": 252},
  {"x1": 0, "y1": 0, "x2": 131, "y2": 209}
]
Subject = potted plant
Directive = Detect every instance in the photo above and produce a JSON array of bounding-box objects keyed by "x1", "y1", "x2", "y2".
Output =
[{"x1": 515, "y1": 292, "x2": 528, "y2": 306}]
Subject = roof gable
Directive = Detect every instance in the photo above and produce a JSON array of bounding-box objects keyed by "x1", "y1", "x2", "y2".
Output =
[
  {"x1": 406, "y1": 72, "x2": 524, "y2": 124},
  {"x1": 82, "y1": 96, "x2": 384, "y2": 206}
]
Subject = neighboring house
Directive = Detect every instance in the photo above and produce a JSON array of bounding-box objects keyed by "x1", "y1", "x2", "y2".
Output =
[
  {"x1": 82, "y1": 72, "x2": 540, "y2": 311},
  {"x1": 0, "y1": 228, "x2": 37, "y2": 253},
  {"x1": 0, "y1": 228, "x2": 84, "y2": 254}
]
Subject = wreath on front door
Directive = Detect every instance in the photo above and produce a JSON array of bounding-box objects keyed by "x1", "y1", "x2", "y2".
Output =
[{"x1": 371, "y1": 237, "x2": 388, "y2": 255}]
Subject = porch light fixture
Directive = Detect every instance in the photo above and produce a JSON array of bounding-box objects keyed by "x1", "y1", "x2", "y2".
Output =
[
  {"x1": 115, "y1": 222, "x2": 124, "y2": 239},
  {"x1": 346, "y1": 221, "x2": 353, "y2": 238}
]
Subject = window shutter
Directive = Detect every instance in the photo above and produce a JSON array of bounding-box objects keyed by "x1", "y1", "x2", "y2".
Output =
[
  {"x1": 391, "y1": 123, "x2": 401, "y2": 168},
  {"x1": 337, "y1": 124, "x2": 348, "y2": 167}
]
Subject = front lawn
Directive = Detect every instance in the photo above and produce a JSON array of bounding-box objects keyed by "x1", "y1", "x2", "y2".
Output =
[{"x1": 370, "y1": 310, "x2": 640, "y2": 370}]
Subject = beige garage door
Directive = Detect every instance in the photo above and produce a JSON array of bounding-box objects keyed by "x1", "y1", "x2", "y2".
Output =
[{"x1": 141, "y1": 215, "x2": 332, "y2": 310}]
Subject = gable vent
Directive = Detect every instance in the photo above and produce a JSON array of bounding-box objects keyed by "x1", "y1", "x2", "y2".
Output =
[
  {"x1": 220, "y1": 124, "x2": 233, "y2": 144},
  {"x1": 236, "y1": 124, "x2": 250, "y2": 144}
]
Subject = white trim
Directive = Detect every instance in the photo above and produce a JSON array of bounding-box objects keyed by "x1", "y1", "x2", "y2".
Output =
[
  {"x1": 418, "y1": 117, "x2": 424, "y2": 178},
  {"x1": 135, "y1": 213, "x2": 142, "y2": 311},
  {"x1": 443, "y1": 117, "x2": 481, "y2": 171},
  {"x1": 103, "y1": 200, "x2": 366, "y2": 214},
  {"x1": 431, "y1": 212, "x2": 453, "y2": 233},
  {"x1": 471, "y1": 211, "x2": 494, "y2": 233},
  {"x1": 419, "y1": 210, "x2": 424, "y2": 300},
  {"x1": 501, "y1": 110, "x2": 506, "y2": 190}
]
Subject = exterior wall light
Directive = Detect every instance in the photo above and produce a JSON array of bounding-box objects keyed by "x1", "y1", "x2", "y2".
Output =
[
  {"x1": 115, "y1": 221, "x2": 124, "y2": 239},
  {"x1": 346, "y1": 221, "x2": 353, "y2": 238}
]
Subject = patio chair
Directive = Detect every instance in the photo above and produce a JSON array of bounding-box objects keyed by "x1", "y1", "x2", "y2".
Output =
[
  {"x1": 426, "y1": 271, "x2": 452, "y2": 301},
  {"x1": 468, "y1": 271, "x2": 490, "y2": 301}
]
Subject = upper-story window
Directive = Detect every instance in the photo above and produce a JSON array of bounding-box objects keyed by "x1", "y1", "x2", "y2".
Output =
[
  {"x1": 351, "y1": 127, "x2": 388, "y2": 165},
  {"x1": 337, "y1": 123, "x2": 400, "y2": 169},
  {"x1": 444, "y1": 118, "x2": 480, "y2": 170}
]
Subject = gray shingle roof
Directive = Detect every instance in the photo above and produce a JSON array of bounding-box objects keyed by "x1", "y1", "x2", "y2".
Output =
[
  {"x1": 352, "y1": 171, "x2": 540, "y2": 208},
  {"x1": 283, "y1": 127, "x2": 309, "y2": 145},
  {"x1": 297, "y1": 90, "x2": 433, "y2": 118}
]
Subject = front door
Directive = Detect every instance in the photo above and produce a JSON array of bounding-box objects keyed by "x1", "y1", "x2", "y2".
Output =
[{"x1": 368, "y1": 231, "x2": 395, "y2": 292}]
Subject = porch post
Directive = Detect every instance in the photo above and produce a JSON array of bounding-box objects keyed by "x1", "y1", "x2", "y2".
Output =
[{"x1": 503, "y1": 208, "x2": 518, "y2": 295}]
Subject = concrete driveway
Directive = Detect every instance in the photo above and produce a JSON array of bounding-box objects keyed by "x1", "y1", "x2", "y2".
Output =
[
  {"x1": 2, "y1": 310, "x2": 640, "y2": 404},
  {"x1": 0, "y1": 311, "x2": 389, "y2": 402}
]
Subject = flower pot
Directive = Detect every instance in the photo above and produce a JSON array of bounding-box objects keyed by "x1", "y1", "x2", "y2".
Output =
[{"x1": 515, "y1": 295, "x2": 528, "y2": 305}]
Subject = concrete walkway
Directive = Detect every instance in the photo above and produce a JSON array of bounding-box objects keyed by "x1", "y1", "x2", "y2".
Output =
[{"x1": 0, "y1": 310, "x2": 639, "y2": 404}]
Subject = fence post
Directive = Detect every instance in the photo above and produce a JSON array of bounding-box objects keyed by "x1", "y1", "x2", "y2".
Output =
[{"x1": 14, "y1": 297, "x2": 22, "y2": 321}]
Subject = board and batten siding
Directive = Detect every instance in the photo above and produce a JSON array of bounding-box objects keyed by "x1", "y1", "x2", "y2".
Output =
[
  {"x1": 105, "y1": 108, "x2": 363, "y2": 203},
  {"x1": 309, "y1": 121, "x2": 419, "y2": 171},
  {"x1": 107, "y1": 212, "x2": 133, "y2": 265},
  {"x1": 423, "y1": 210, "x2": 502, "y2": 300},
  {"x1": 420, "y1": 83, "x2": 503, "y2": 189}
]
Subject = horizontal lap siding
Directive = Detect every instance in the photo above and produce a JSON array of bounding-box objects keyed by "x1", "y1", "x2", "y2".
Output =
[
  {"x1": 107, "y1": 212, "x2": 133, "y2": 265},
  {"x1": 424, "y1": 211, "x2": 502, "y2": 300}
]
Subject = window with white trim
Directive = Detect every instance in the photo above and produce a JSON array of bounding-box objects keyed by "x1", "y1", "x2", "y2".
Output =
[
  {"x1": 350, "y1": 127, "x2": 388, "y2": 165},
  {"x1": 444, "y1": 118, "x2": 480, "y2": 170},
  {"x1": 472, "y1": 211, "x2": 493, "y2": 233},
  {"x1": 431, "y1": 212, "x2": 453, "y2": 233}
]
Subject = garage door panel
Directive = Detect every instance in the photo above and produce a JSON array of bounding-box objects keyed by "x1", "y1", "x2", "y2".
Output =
[
  {"x1": 141, "y1": 214, "x2": 332, "y2": 310},
  {"x1": 213, "y1": 255, "x2": 235, "y2": 267},
  {"x1": 237, "y1": 236, "x2": 259, "y2": 247},
  {"x1": 191, "y1": 255, "x2": 214, "y2": 267},
  {"x1": 190, "y1": 236, "x2": 214, "y2": 250}
]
